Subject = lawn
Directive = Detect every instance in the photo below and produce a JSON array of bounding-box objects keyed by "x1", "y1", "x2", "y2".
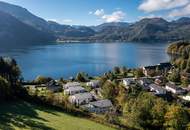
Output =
[{"x1": 0, "y1": 101, "x2": 117, "y2": 130}]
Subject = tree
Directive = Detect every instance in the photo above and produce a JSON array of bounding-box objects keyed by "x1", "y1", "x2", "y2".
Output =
[
  {"x1": 76, "y1": 72, "x2": 88, "y2": 82},
  {"x1": 164, "y1": 105, "x2": 189, "y2": 130},
  {"x1": 168, "y1": 69, "x2": 180, "y2": 82},
  {"x1": 116, "y1": 85, "x2": 127, "y2": 111},
  {"x1": 101, "y1": 81, "x2": 117, "y2": 102},
  {"x1": 0, "y1": 76, "x2": 11, "y2": 101},
  {"x1": 123, "y1": 92, "x2": 168, "y2": 129},
  {"x1": 113, "y1": 66, "x2": 120, "y2": 74},
  {"x1": 134, "y1": 69, "x2": 144, "y2": 78},
  {"x1": 35, "y1": 76, "x2": 52, "y2": 84}
]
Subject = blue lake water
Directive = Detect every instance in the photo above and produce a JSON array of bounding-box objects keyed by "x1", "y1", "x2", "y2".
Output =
[{"x1": 0, "y1": 42, "x2": 170, "y2": 80}]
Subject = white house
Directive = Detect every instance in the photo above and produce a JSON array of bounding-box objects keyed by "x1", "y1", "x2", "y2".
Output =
[
  {"x1": 165, "y1": 83, "x2": 186, "y2": 95},
  {"x1": 123, "y1": 78, "x2": 136, "y2": 87},
  {"x1": 149, "y1": 84, "x2": 167, "y2": 95},
  {"x1": 68, "y1": 92, "x2": 94, "y2": 106},
  {"x1": 81, "y1": 99, "x2": 113, "y2": 114},
  {"x1": 86, "y1": 80, "x2": 100, "y2": 88},
  {"x1": 64, "y1": 86, "x2": 86, "y2": 95},
  {"x1": 63, "y1": 82, "x2": 81, "y2": 89},
  {"x1": 182, "y1": 95, "x2": 190, "y2": 101}
]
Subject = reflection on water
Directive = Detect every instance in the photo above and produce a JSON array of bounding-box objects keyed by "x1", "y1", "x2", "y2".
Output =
[{"x1": 0, "y1": 42, "x2": 170, "y2": 80}]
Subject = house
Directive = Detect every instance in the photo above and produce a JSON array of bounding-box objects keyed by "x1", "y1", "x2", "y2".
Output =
[
  {"x1": 64, "y1": 86, "x2": 86, "y2": 95},
  {"x1": 123, "y1": 78, "x2": 136, "y2": 87},
  {"x1": 165, "y1": 83, "x2": 186, "y2": 95},
  {"x1": 63, "y1": 82, "x2": 81, "y2": 89},
  {"x1": 68, "y1": 92, "x2": 94, "y2": 106},
  {"x1": 154, "y1": 76, "x2": 165, "y2": 85},
  {"x1": 81, "y1": 99, "x2": 113, "y2": 114},
  {"x1": 137, "y1": 77, "x2": 153, "y2": 90},
  {"x1": 149, "y1": 84, "x2": 167, "y2": 95},
  {"x1": 182, "y1": 94, "x2": 190, "y2": 101},
  {"x1": 143, "y1": 62, "x2": 172, "y2": 77},
  {"x1": 143, "y1": 66, "x2": 157, "y2": 77},
  {"x1": 138, "y1": 77, "x2": 153, "y2": 87},
  {"x1": 86, "y1": 80, "x2": 100, "y2": 88},
  {"x1": 46, "y1": 80, "x2": 62, "y2": 92}
]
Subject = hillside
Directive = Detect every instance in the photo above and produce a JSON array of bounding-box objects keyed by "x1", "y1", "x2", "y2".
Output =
[
  {"x1": 0, "y1": 11, "x2": 55, "y2": 45},
  {"x1": 1, "y1": 1, "x2": 190, "y2": 43},
  {"x1": 92, "y1": 18, "x2": 190, "y2": 42},
  {"x1": 0, "y1": 101, "x2": 116, "y2": 130},
  {"x1": 0, "y1": 1, "x2": 50, "y2": 31},
  {"x1": 167, "y1": 41, "x2": 190, "y2": 55}
]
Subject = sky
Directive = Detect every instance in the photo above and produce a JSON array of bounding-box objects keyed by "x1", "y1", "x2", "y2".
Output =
[{"x1": 1, "y1": 0, "x2": 190, "y2": 25}]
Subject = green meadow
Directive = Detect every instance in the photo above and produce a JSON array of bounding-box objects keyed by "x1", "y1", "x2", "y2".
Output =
[{"x1": 0, "y1": 101, "x2": 116, "y2": 130}]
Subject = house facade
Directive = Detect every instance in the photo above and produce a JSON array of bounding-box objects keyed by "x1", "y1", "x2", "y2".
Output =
[
  {"x1": 165, "y1": 83, "x2": 186, "y2": 95},
  {"x1": 64, "y1": 86, "x2": 86, "y2": 95},
  {"x1": 81, "y1": 99, "x2": 113, "y2": 114},
  {"x1": 123, "y1": 78, "x2": 136, "y2": 87},
  {"x1": 68, "y1": 92, "x2": 94, "y2": 106},
  {"x1": 149, "y1": 84, "x2": 167, "y2": 95},
  {"x1": 86, "y1": 80, "x2": 100, "y2": 88},
  {"x1": 63, "y1": 82, "x2": 81, "y2": 89}
]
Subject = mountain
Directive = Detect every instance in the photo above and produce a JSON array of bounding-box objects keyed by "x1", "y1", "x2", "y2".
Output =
[
  {"x1": 0, "y1": 1, "x2": 95, "y2": 40},
  {"x1": 91, "y1": 22, "x2": 129, "y2": 32},
  {"x1": 48, "y1": 21, "x2": 95, "y2": 38},
  {"x1": 91, "y1": 17, "x2": 190, "y2": 42},
  {"x1": 1, "y1": 1, "x2": 190, "y2": 43},
  {"x1": 0, "y1": 1, "x2": 50, "y2": 31},
  {"x1": 0, "y1": 11, "x2": 55, "y2": 45}
]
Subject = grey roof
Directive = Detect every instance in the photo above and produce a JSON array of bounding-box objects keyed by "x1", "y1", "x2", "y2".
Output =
[
  {"x1": 64, "y1": 82, "x2": 81, "y2": 88},
  {"x1": 149, "y1": 84, "x2": 166, "y2": 92},
  {"x1": 65, "y1": 86, "x2": 85, "y2": 91},
  {"x1": 89, "y1": 99, "x2": 113, "y2": 108},
  {"x1": 70, "y1": 92, "x2": 93, "y2": 100}
]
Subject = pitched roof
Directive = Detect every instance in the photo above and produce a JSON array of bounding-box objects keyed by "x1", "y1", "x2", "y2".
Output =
[
  {"x1": 89, "y1": 99, "x2": 113, "y2": 108},
  {"x1": 65, "y1": 86, "x2": 85, "y2": 91},
  {"x1": 70, "y1": 92, "x2": 93, "y2": 100},
  {"x1": 149, "y1": 84, "x2": 166, "y2": 92}
]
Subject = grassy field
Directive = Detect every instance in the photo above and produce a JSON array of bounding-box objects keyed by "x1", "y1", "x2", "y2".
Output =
[{"x1": 0, "y1": 101, "x2": 117, "y2": 130}]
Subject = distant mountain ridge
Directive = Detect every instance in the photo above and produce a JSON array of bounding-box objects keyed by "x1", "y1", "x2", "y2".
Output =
[
  {"x1": 0, "y1": 11, "x2": 55, "y2": 45},
  {"x1": 0, "y1": 1, "x2": 190, "y2": 43}
]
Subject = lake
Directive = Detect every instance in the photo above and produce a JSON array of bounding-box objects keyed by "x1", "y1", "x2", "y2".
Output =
[{"x1": 0, "y1": 42, "x2": 170, "y2": 80}]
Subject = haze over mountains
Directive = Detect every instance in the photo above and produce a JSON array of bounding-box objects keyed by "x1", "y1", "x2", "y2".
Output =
[{"x1": 0, "y1": 1, "x2": 190, "y2": 45}]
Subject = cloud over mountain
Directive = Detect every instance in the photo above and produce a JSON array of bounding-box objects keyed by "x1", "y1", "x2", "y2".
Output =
[
  {"x1": 91, "y1": 9, "x2": 126, "y2": 23},
  {"x1": 139, "y1": 0, "x2": 189, "y2": 12}
]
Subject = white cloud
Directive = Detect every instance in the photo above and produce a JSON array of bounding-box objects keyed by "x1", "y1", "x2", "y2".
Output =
[
  {"x1": 62, "y1": 19, "x2": 73, "y2": 23},
  {"x1": 94, "y1": 9, "x2": 105, "y2": 16},
  {"x1": 139, "y1": 0, "x2": 189, "y2": 12},
  {"x1": 90, "y1": 9, "x2": 126, "y2": 22},
  {"x1": 101, "y1": 11, "x2": 126, "y2": 22},
  {"x1": 168, "y1": 3, "x2": 190, "y2": 17}
]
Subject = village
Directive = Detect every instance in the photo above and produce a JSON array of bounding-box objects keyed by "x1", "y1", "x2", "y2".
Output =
[{"x1": 23, "y1": 62, "x2": 190, "y2": 115}]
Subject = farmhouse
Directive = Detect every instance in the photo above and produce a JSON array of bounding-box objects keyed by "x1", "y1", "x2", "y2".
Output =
[
  {"x1": 68, "y1": 92, "x2": 94, "y2": 106},
  {"x1": 143, "y1": 62, "x2": 172, "y2": 77},
  {"x1": 64, "y1": 86, "x2": 86, "y2": 95},
  {"x1": 123, "y1": 78, "x2": 136, "y2": 87},
  {"x1": 81, "y1": 99, "x2": 113, "y2": 114},
  {"x1": 149, "y1": 84, "x2": 167, "y2": 95},
  {"x1": 86, "y1": 80, "x2": 100, "y2": 88},
  {"x1": 63, "y1": 82, "x2": 81, "y2": 89},
  {"x1": 46, "y1": 80, "x2": 62, "y2": 92},
  {"x1": 138, "y1": 77, "x2": 153, "y2": 87},
  {"x1": 165, "y1": 83, "x2": 186, "y2": 95}
]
